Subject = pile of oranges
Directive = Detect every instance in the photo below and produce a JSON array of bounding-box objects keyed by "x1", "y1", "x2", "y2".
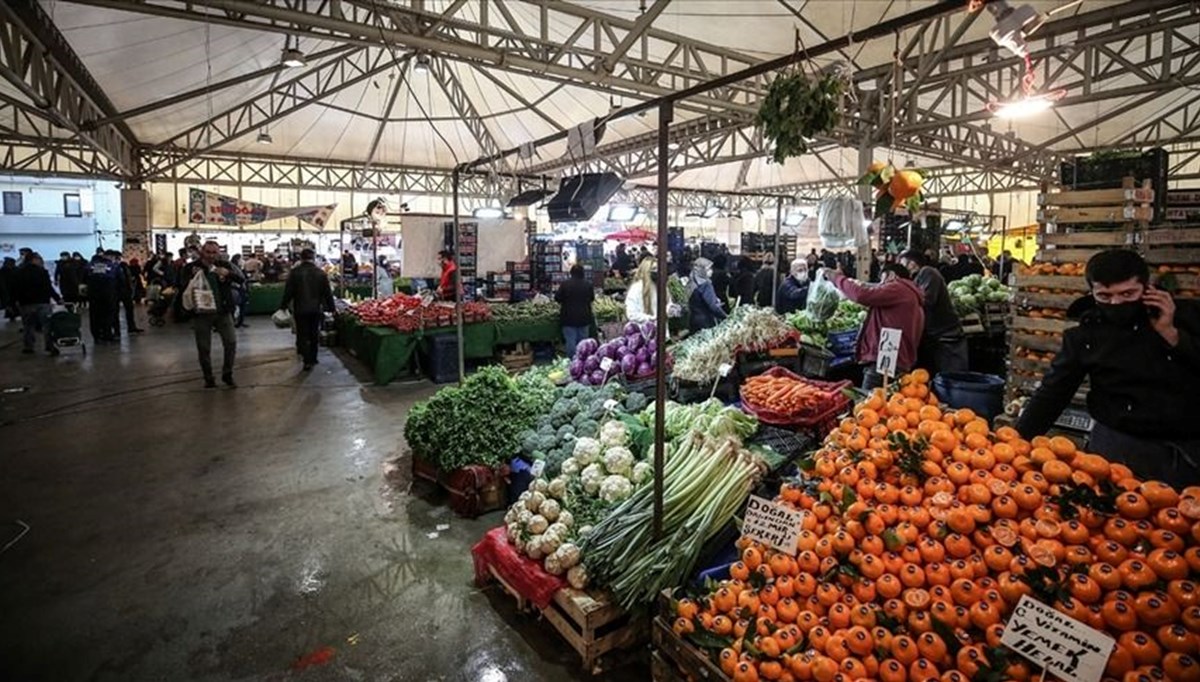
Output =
[{"x1": 673, "y1": 369, "x2": 1200, "y2": 682}]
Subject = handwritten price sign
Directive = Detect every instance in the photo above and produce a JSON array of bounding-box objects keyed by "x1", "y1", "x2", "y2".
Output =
[
  {"x1": 742, "y1": 495, "x2": 804, "y2": 556},
  {"x1": 1000, "y1": 595, "x2": 1115, "y2": 682}
]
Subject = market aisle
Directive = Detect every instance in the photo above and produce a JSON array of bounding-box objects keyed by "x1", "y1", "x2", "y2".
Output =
[{"x1": 0, "y1": 315, "x2": 641, "y2": 682}]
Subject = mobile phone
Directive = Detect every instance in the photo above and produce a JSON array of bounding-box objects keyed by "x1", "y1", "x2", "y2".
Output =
[{"x1": 1143, "y1": 285, "x2": 1162, "y2": 319}]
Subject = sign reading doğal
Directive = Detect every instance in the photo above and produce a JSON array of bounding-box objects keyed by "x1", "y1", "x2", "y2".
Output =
[
  {"x1": 1000, "y1": 595, "x2": 1116, "y2": 682},
  {"x1": 741, "y1": 495, "x2": 803, "y2": 556}
]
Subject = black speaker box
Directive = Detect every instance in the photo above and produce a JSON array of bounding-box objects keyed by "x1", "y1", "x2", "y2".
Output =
[{"x1": 544, "y1": 173, "x2": 623, "y2": 223}]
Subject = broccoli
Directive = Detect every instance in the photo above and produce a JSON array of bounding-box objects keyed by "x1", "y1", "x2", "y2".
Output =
[
  {"x1": 557, "y1": 424, "x2": 576, "y2": 439},
  {"x1": 536, "y1": 434, "x2": 558, "y2": 452},
  {"x1": 577, "y1": 419, "x2": 600, "y2": 435},
  {"x1": 624, "y1": 392, "x2": 648, "y2": 413}
]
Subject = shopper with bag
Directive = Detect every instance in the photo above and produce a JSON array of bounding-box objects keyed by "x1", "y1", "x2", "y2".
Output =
[
  {"x1": 177, "y1": 241, "x2": 244, "y2": 388},
  {"x1": 822, "y1": 263, "x2": 925, "y2": 378},
  {"x1": 280, "y1": 248, "x2": 336, "y2": 371}
]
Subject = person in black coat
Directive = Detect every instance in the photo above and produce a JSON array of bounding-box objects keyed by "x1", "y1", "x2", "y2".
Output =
[
  {"x1": 281, "y1": 248, "x2": 335, "y2": 370},
  {"x1": 775, "y1": 259, "x2": 810, "y2": 315},
  {"x1": 555, "y1": 264, "x2": 595, "y2": 358},
  {"x1": 709, "y1": 254, "x2": 732, "y2": 309},
  {"x1": 753, "y1": 254, "x2": 777, "y2": 307},
  {"x1": 1016, "y1": 250, "x2": 1200, "y2": 488},
  {"x1": 55, "y1": 252, "x2": 82, "y2": 303},
  {"x1": 732, "y1": 257, "x2": 756, "y2": 306}
]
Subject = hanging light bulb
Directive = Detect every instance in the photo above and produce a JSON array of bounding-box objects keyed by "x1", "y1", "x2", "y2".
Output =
[
  {"x1": 256, "y1": 128, "x2": 273, "y2": 145},
  {"x1": 989, "y1": 91, "x2": 1064, "y2": 119}
]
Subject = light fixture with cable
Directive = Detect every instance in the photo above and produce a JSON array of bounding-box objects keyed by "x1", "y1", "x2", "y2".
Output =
[
  {"x1": 607, "y1": 203, "x2": 640, "y2": 222},
  {"x1": 783, "y1": 208, "x2": 808, "y2": 227},
  {"x1": 473, "y1": 205, "x2": 506, "y2": 220},
  {"x1": 414, "y1": 53, "x2": 431, "y2": 73},
  {"x1": 988, "y1": 90, "x2": 1064, "y2": 119},
  {"x1": 281, "y1": 37, "x2": 306, "y2": 68},
  {"x1": 256, "y1": 129, "x2": 272, "y2": 145}
]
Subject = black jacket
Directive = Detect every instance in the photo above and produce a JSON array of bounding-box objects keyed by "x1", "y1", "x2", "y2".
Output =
[
  {"x1": 753, "y1": 267, "x2": 776, "y2": 307},
  {"x1": 176, "y1": 260, "x2": 245, "y2": 316},
  {"x1": 554, "y1": 277, "x2": 595, "y2": 328},
  {"x1": 711, "y1": 268, "x2": 731, "y2": 305},
  {"x1": 775, "y1": 276, "x2": 808, "y2": 315},
  {"x1": 281, "y1": 261, "x2": 335, "y2": 316},
  {"x1": 913, "y1": 266, "x2": 962, "y2": 339},
  {"x1": 1017, "y1": 297, "x2": 1200, "y2": 440},
  {"x1": 733, "y1": 271, "x2": 755, "y2": 305},
  {"x1": 13, "y1": 264, "x2": 61, "y2": 305}
]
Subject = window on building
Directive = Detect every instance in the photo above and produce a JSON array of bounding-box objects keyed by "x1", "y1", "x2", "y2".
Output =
[
  {"x1": 64, "y1": 193, "x2": 82, "y2": 217},
  {"x1": 2, "y1": 191, "x2": 22, "y2": 215}
]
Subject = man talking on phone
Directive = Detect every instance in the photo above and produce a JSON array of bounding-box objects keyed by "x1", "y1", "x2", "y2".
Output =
[{"x1": 1016, "y1": 250, "x2": 1200, "y2": 487}]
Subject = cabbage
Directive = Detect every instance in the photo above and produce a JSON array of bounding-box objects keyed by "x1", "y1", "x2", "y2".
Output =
[
  {"x1": 620, "y1": 354, "x2": 638, "y2": 376},
  {"x1": 637, "y1": 361, "x2": 652, "y2": 376},
  {"x1": 623, "y1": 321, "x2": 640, "y2": 336},
  {"x1": 635, "y1": 348, "x2": 649, "y2": 364},
  {"x1": 627, "y1": 333, "x2": 643, "y2": 352},
  {"x1": 583, "y1": 355, "x2": 600, "y2": 373},
  {"x1": 576, "y1": 338, "x2": 598, "y2": 357},
  {"x1": 589, "y1": 369, "x2": 606, "y2": 385},
  {"x1": 647, "y1": 339, "x2": 656, "y2": 354},
  {"x1": 569, "y1": 359, "x2": 584, "y2": 378}
]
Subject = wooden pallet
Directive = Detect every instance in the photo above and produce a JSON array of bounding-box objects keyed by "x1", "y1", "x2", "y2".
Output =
[
  {"x1": 1013, "y1": 274, "x2": 1089, "y2": 292},
  {"x1": 1039, "y1": 186, "x2": 1155, "y2": 207},
  {"x1": 1013, "y1": 291, "x2": 1078, "y2": 309},
  {"x1": 1010, "y1": 315, "x2": 1077, "y2": 334},
  {"x1": 1010, "y1": 332, "x2": 1063, "y2": 353}
]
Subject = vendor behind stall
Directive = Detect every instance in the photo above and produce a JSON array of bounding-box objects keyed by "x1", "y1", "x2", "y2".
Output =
[
  {"x1": 775, "y1": 258, "x2": 809, "y2": 315},
  {"x1": 899, "y1": 249, "x2": 968, "y2": 374},
  {"x1": 1016, "y1": 250, "x2": 1200, "y2": 487},
  {"x1": 437, "y1": 249, "x2": 459, "y2": 300},
  {"x1": 375, "y1": 256, "x2": 394, "y2": 297}
]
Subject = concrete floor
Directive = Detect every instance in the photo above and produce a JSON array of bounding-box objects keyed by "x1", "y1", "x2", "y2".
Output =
[{"x1": 0, "y1": 309, "x2": 647, "y2": 682}]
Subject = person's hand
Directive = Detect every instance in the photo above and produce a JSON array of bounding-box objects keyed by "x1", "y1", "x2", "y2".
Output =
[
  {"x1": 214, "y1": 266, "x2": 229, "y2": 280},
  {"x1": 1143, "y1": 286, "x2": 1179, "y2": 345},
  {"x1": 822, "y1": 266, "x2": 840, "y2": 279}
]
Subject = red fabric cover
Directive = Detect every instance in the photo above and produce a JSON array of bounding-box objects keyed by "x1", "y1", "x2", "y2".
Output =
[{"x1": 471, "y1": 526, "x2": 567, "y2": 609}]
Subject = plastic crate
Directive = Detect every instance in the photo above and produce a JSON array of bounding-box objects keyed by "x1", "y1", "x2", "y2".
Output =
[
  {"x1": 739, "y1": 367, "x2": 853, "y2": 429},
  {"x1": 827, "y1": 329, "x2": 859, "y2": 357},
  {"x1": 800, "y1": 344, "x2": 854, "y2": 378},
  {"x1": 429, "y1": 334, "x2": 460, "y2": 383}
]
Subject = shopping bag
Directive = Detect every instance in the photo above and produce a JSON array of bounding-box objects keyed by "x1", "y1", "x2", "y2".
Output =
[
  {"x1": 147, "y1": 284, "x2": 162, "y2": 302},
  {"x1": 271, "y1": 308, "x2": 292, "y2": 328},
  {"x1": 805, "y1": 268, "x2": 842, "y2": 321},
  {"x1": 182, "y1": 269, "x2": 217, "y2": 313}
]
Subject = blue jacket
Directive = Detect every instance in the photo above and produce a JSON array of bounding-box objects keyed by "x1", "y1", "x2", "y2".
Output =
[
  {"x1": 775, "y1": 276, "x2": 808, "y2": 315},
  {"x1": 688, "y1": 281, "x2": 727, "y2": 331}
]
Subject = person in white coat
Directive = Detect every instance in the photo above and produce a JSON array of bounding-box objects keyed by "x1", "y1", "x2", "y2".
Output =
[
  {"x1": 375, "y1": 256, "x2": 394, "y2": 297},
  {"x1": 624, "y1": 257, "x2": 674, "y2": 323}
]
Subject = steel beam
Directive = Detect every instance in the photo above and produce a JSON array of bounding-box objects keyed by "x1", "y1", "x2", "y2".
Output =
[
  {"x1": 0, "y1": 0, "x2": 138, "y2": 175},
  {"x1": 0, "y1": 135, "x2": 128, "y2": 178},
  {"x1": 426, "y1": 57, "x2": 507, "y2": 166}
]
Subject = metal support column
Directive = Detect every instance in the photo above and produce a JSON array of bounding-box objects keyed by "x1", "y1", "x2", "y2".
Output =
[
  {"x1": 772, "y1": 198, "x2": 784, "y2": 308},
  {"x1": 652, "y1": 101, "x2": 673, "y2": 540},
  {"x1": 452, "y1": 166, "x2": 465, "y2": 382}
]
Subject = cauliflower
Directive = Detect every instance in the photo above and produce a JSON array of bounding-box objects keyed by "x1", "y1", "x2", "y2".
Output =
[
  {"x1": 548, "y1": 522, "x2": 569, "y2": 538},
  {"x1": 578, "y1": 525, "x2": 594, "y2": 537},
  {"x1": 526, "y1": 535, "x2": 545, "y2": 560},
  {"x1": 572, "y1": 437, "x2": 601, "y2": 465},
  {"x1": 540, "y1": 499, "x2": 561, "y2": 522},
  {"x1": 631, "y1": 461, "x2": 652, "y2": 485},
  {"x1": 517, "y1": 509, "x2": 533, "y2": 526},
  {"x1": 526, "y1": 491, "x2": 546, "y2": 512},
  {"x1": 560, "y1": 457, "x2": 581, "y2": 477},
  {"x1": 567, "y1": 564, "x2": 589, "y2": 589},
  {"x1": 531, "y1": 478, "x2": 549, "y2": 494},
  {"x1": 544, "y1": 553, "x2": 565, "y2": 576},
  {"x1": 556, "y1": 543, "x2": 581, "y2": 569},
  {"x1": 599, "y1": 420, "x2": 628, "y2": 448},
  {"x1": 505, "y1": 522, "x2": 520, "y2": 544},
  {"x1": 599, "y1": 475, "x2": 634, "y2": 503},
  {"x1": 583, "y1": 477, "x2": 602, "y2": 495},
  {"x1": 580, "y1": 463, "x2": 604, "y2": 486},
  {"x1": 504, "y1": 505, "x2": 519, "y2": 525},
  {"x1": 527, "y1": 514, "x2": 549, "y2": 534},
  {"x1": 557, "y1": 510, "x2": 574, "y2": 528},
  {"x1": 602, "y1": 446, "x2": 634, "y2": 476},
  {"x1": 548, "y1": 477, "x2": 568, "y2": 499}
]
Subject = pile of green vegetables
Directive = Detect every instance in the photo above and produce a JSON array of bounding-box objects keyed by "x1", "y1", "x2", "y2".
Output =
[
  {"x1": 518, "y1": 382, "x2": 649, "y2": 478},
  {"x1": 787, "y1": 300, "x2": 866, "y2": 348},
  {"x1": 592, "y1": 295, "x2": 626, "y2": 323},
  {"x1": 583, "y1": 401, "x2": 761, "y2": 609},
  {"x1": 404, "y1": 365, "x2": 550, "y2": 469},
  {"x1": 602, "y1": 277, "x2": 628, "y2": 291},
  {"x1": 948, "y1": 274, "x2": 1011, "y2": 317},
  {"x1": 667, "y1": 275, "x2": 687, "y2": 307},
  {"x1": 671, "y1": 306, "x2": 795, "y2": 383},
  {"x1": 489, "y1": 301, "x2": 561, "y2": 323}
]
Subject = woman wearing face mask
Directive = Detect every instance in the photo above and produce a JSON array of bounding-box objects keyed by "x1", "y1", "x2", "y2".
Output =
[
  {"x1": 775, "y1": 258, "x2": 810, "y2": 315},
  {"x1": 1016, "y1": 250, "x2": 1200, "y2": 487},
  {"x1": 686, "y1": 258, "x2": 727, "y2": 332}
]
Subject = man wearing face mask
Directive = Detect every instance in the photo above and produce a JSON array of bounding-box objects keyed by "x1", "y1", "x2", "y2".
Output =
[
  {"x1": 1016, "y1": 250, "x2": 1200, "y2": 487},
  {"x1": 775, "y1": 258, "x2": 809, "y2": 315},
  {"x1": 899, "y1": 250, "x2": 968, "y2": 374}
]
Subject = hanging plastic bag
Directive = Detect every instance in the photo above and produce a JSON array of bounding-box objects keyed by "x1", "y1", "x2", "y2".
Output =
[
  {"x1": 805, "y1": 268, "x2": 842, "y2": 321},
  {"x1": 272, "y1": 308, "x2": 293, "y2": 328},
  {"x1": 182, "y1": 269, "x2": 217, "y2": 314},
  {"x1": 817, "y1": 195, "x2": 865, "y2": 250}
]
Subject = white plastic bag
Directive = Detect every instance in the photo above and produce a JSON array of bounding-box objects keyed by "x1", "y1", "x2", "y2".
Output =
[
  {"x1": 272, "y1": 308, "x2": 293, "y2": 328},
  {"x1": 182, "y1": 269, "x2": 216, "y2": 313},
  {"x1": 805, "y1": 268, "x2": 843, "y2": 321},
  {"x1": 817, "y1": 195, "x2": 865, "y2": 249}
]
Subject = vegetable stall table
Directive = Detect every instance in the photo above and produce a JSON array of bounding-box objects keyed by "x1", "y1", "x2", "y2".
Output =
[
  {"x1": 492, "y1": 317, "x2": 562, "y2": 345},
  {"x1": 247, "y1": 283, "x2": 378, "y2": 315},
  {"x1": 335, "y1": 315, "x2": 496, "y2": 385}
]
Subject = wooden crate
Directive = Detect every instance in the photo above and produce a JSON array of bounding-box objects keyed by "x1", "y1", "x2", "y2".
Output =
[
  {"x1": 651, "y1": 649, "x2": 689, "y2": 682},
  {"x1": 411, "y1": 453, "x2": 439, "y2": 484},
  {"x1": 498, "y1": 342, "x2": 534, "y2": 373},
  {"x1": 1010, "y1": 332, "x2": 1063, "y2": 353},
  {"x1": 1010, "y1": 315, "x2": 1077, "y2": 334},
  {"x1": 1013, "y1": 274, "x2": 1089, "y2": 292},
  {"x1": 1039, "y1": 185, "x2": 1155, "y2": 207},
  {"x1": 651, "y1": 617, "x2": 729, "y2": 682}
]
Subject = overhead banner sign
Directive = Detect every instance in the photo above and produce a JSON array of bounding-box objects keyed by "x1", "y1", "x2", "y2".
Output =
[{"x1": 188, "y1": 188, "x2": 337, "y2": 229}]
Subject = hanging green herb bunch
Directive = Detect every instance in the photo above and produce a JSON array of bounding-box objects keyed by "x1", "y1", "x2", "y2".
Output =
[{"x1": 756, "y1": 71, "x2": 844, "y2": 164}]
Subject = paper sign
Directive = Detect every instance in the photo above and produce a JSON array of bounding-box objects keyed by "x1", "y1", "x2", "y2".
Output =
[
  {"x1": 600, "y1": 357, "x2": 614, "y2": 373},
  {"x1": 1000, "y1": 595, "x2": 1115, "y2": 682},
  {"x1": 742, "y1": 495, "x2": 804, "y2": 555},
  {"x1": 603, "y1": 399, "x2": 619, "y2": 411},
  {"x1": 876, "y1": 327, "x2": 902, "y2": 377},
  {"x1": 718, "y1": 363, "x2": 733, "y2": 377}
]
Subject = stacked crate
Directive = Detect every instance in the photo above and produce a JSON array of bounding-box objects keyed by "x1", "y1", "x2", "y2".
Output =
[
  {"x1": 574, "y1": 240, "x2": 608, "y2": 287},
  {"x1": 443, "y1": 220, "x2": 479, "y2": 300},
  {"x1": 739, "y1": 232, "x2": 797, "y2": 264},
  {"x1": 485, "y1": 271, "x2": 512, "y2": 300},
  {"x1": 1007, "y1": 177, "x2": 1154, "y2": 420},
  {"x1": 533, "y1": 240, "x2": 567, "y2": 293},
  {"x1": 507, "y1": 260, "x2": 532, "y2": 301}
]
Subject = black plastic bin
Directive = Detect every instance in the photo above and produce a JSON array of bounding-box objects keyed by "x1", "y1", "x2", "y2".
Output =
[{"x1": 429, "y1": 334, "x2": 460, "y2": 384}]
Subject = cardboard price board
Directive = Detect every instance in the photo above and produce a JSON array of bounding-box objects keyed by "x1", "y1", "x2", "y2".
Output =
[
  {"x1": 876, "y1": 327, "x2": 902, "y2": 377},
  {"x1": 1000, "y1": 595, "x2": 1116, "y2": 682},
  {"x1": 742, "y1": 495, "x2": 803, "y2": 555}
]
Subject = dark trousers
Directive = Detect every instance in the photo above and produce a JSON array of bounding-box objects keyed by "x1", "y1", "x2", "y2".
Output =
[
  {"x1": 89, "y1": 298, "x2": 115, "y2": 341},
  {"x1": 1089, "y1": 422, "x2": 1200, "y2": 490},
  {"x1": 294, "y1": 312, "x2": 322, "y2": 364},
  {"x1": 917, "y1": 334, "x2": 970, "y2": 375},
  {"x1": 121, "y1": 296, "x2": 137, "y2": 331},
  {"x1": 192, "y1": 312, "x2": 237, "y2": 379},
  {"x1": 20, "y1": 304, "x2": 52, "y2": 351}
]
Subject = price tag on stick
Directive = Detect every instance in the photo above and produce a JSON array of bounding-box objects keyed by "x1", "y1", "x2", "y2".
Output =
[
  {"x1": 1000, "y1": 595, "x2": 1115, "y2": 682},
  {"x1": 742, "y1": 495, "x2": 804, "y2": 555},
  {"x1": 876, "y1": 327, "x2": 902, "y2": 380},
  {"x1": 600, "y1": 357, "x2": 614, "y2": 373}
]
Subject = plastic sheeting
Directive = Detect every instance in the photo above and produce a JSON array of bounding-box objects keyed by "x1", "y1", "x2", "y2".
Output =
[
  {"x1": 471, "y1": 526, "x2": 567, "y2": 609},
  {"x1": 816, "y1": 195, "x2": 867, "y2": 250}
]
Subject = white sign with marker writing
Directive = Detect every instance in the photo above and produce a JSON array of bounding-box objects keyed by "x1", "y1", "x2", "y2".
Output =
[
  {"x1": 741, "y1": 495, "x2": 804, "y2": 556},
  {"x1": 1000, "y1": 595, "x2": 1115, "y2": 682},
  {"x1": 876, "y1": 327, "x2": 902, "y2": 377},
  {"x1": 600, "y1": 357, "x2": 614, "y2": 373}
]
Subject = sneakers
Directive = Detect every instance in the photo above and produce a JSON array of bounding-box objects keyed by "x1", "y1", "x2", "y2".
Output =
[
  {"x1": 204, "y1": 376, "x2": 217, "y2": 388},
  {"x1": 221, "y1": 373, "x2": 236, "y2": 388}
]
